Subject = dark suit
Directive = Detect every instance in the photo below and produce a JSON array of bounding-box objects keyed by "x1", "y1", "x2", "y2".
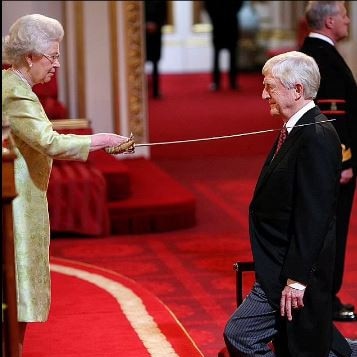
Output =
[
  {"x1": 226, "y1": 107, "x2": 351, "y2": 356},
  {"x1": 204, "y1": 0, "x2": 243, "y2": 90},
  {"x1": 144, "y1": 0, "x2": 167, "y2": 98},
  {"x1": 300, "y1": 37, "x2": 357, "y2": 313}
]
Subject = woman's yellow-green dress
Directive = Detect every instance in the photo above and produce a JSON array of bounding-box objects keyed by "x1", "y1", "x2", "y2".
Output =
[{"x1": 2, "y1": 69, "x2": 91, "y2": 322}]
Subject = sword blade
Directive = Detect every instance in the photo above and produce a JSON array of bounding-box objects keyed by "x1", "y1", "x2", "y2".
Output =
[{"x1": 134, "y1": 119, "x2": 335, "y2": 148}]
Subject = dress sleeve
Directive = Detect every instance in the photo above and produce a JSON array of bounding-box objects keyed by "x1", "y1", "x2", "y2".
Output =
[{"x1": 5, "y1": 84, "x2": 91, "y2": 161}]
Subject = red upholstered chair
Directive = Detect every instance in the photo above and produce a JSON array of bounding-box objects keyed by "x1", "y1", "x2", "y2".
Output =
[
  {"x1": 32, "y1": 72, "x2": 68, "y2": 119},
  {"x1": 2, "y1": 62, "x2": 68, "y2": 119},
  {"x1": 47, "y1": 120, "x2": 132, "y2": 236}
]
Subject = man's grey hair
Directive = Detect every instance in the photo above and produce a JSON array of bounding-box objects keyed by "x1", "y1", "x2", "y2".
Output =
[
  {"x1": 305, "y1": 1, "x2": 343, "y2": 30},
  {"x1": 262, "y1": 51, "x2": 321, "y2": 100},
  {"x1": 2, "y1": 13, "x2": 64, "y2": 66}
]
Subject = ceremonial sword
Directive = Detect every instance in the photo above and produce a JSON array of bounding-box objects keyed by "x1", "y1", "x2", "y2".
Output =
[{"x1": 105, "y1": 119, "x2": 336, "y2": 155}]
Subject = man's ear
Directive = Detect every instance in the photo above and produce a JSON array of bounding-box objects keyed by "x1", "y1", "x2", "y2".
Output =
[
  {"x1": 325, "y1": 15, "x2": 334, "y2": 30},
  {"x1": 294, "y1": 83, "x2": 303, "y2": 100}
]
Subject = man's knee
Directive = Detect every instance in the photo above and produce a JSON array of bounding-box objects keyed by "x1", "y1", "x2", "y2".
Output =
[{"x1": 223, "y1": 318, "x2": 246, "y2": 353}]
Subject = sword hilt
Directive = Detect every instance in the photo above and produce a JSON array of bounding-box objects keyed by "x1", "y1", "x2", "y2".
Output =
[{"x1": 105, "y1": 133, "x2": 135, "y2": 154}]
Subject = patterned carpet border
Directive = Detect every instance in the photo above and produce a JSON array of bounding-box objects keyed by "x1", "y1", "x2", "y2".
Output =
[{"x1": 50, "y1": 257, "x2": 204, "y2": 357}]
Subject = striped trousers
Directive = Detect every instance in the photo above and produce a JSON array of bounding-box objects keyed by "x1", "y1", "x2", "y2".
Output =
[{"x1": 223, "y1": 282, "x2": 355, "y2": 357}]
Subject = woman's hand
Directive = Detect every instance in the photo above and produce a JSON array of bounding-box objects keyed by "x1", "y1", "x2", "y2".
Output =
[{"x1": 90, "y1": 133, "x2": 131, "y2": 152}]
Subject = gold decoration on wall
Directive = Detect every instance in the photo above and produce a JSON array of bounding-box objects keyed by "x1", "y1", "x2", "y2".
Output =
[
  {"x1": 74, "y1": 1, "x2": 86, "y2": 119},
  {"x1": 124, "y1": 1, "x2": 146, "y2": 144},
  {"x1": 108, "y1": 1, "x2": 121, "y2": 134}
]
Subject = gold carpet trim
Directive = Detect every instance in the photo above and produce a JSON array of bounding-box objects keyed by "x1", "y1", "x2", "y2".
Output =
[{"x1": 50, "y1": 263, "x2": 179, "y2": 357}]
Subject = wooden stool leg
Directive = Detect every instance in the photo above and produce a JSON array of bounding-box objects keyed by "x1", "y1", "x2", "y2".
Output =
[
  {"x1": 218, "y1": 261, "x2": 255, "y2": 356},
  {"x1": 218, "y1": 346, "x2": 230, "y2": 357}
]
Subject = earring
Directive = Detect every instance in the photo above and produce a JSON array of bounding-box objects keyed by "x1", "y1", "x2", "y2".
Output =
[{"x1": 29, "y1": 63, "x2": 32, "y2": 68}]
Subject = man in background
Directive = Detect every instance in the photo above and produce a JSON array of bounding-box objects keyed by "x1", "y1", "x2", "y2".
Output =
[
  {"x1": 144, "y1": 0, "x2": 167, "y2": 99},
  {"x1": 204, "y1": 0, "x2": 243, "y2": 91},
  {"x1": 300, "y1": 0, "x2": 357, "y2": 322}
]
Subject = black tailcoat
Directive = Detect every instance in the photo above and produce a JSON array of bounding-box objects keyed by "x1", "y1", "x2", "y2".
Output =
[
  {"x1": 300, "y1": 37, "x2": 357, "y2": 314},
  {"x1": 249, "y1": 107, "x2": 351, "y2": 356},
  {"x1": 300, "y1": 37, "x2": 357, "y2": 170}
]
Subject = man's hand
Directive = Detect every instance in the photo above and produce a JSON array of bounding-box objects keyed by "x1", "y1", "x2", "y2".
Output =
[
  {"x1": 280, "y1": 285, "x2": 305, "y2": 321},
  {"x1": 340, "y1": 168, "x2": 353, "y2": 184}
]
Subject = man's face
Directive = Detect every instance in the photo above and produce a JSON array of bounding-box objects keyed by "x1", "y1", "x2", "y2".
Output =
[
  {"x1": 262, "y1": 74, "x2": 296, "y2": 121},
  {"x1": 330, "y1": 2, "x2": 350, "y2": 41}
]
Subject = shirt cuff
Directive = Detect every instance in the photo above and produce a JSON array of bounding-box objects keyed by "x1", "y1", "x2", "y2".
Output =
[{"x1": 287, "y1": 279, "x2": 306, "y2": 290}]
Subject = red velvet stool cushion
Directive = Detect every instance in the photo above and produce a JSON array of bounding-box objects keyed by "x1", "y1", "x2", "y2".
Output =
[{"x1": 48, "y1": 161, "x2": 110, "y2": 236}]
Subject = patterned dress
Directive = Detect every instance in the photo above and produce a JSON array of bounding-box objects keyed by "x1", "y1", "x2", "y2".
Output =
[{"x1": 2, "y1": 69, "x2": 91, "y2": 321}]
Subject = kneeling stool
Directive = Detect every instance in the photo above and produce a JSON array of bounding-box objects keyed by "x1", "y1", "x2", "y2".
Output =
[{"x1": 218, "y1": 261, "x2": 255, "y2": 357}]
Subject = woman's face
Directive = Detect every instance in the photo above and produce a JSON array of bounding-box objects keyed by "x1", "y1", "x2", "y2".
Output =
[{"x1": 30, "y1": 41, "x2": 60, "y2": 85}]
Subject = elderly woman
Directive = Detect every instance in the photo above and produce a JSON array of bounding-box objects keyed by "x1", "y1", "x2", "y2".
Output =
[{"x1": 2, "y1": 13, "x2": 130, "y2": 348}]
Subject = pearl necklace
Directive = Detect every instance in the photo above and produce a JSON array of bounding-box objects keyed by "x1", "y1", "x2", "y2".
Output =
[{"x1": 10, "y1": 68, "x2": 32, "y2": 88}]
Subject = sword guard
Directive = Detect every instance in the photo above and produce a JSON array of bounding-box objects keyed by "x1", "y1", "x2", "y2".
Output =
[{"x1": 105, "y1": 133, "x2": 135, "y2": 154}]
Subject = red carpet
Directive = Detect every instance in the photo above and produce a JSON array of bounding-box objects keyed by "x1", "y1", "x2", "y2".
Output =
[
  {"x1": 108, "y1": 158, "x2": 196, "y2": 234},
  {"x1": 24, "y1": 257, "x2": 203, "y2": 357},
  {"x1": 24, "y1": 73, "x2": 356, "y2": 356},
  {"x1": 146, "y1": 72, "x2": 279, "y2": 159},
  {"x1": 47, "y1": 160, "x2": 356, "y2": 356}
]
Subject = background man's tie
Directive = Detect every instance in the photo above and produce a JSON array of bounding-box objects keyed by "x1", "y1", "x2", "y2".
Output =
[{"x1": 274, "y1": 126, "x2": 288, "y2": 156}]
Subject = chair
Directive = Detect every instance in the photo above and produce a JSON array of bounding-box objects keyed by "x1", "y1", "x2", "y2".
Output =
[{"x1": 218, "y1": 261, "x2": 255, "y2": 357}]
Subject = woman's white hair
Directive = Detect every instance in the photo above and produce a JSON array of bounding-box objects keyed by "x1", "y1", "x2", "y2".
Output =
[
  {"x1": 262, "y1": 51, "x2": 321, "y2": 100},
  {"x1": 2, "y1": 13, "x2": 64, "y2": 66}
]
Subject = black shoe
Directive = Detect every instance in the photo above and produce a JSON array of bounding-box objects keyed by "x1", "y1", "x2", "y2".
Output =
[
  {"x1": 152, "y1": 92, "x2": 162, "y2": 99},
  {"x1": 230, "y1": 81, "x2": 239, "y2": 91},
  {"x1": 334, "y1": 301, "x2": 355, "y2": 312},
  {"x1": 341, "y1": 303, "x2": 355, "y2": 312},
  {"x1": 333, "y1": 307, "x2": 357, "y2": 322}
]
